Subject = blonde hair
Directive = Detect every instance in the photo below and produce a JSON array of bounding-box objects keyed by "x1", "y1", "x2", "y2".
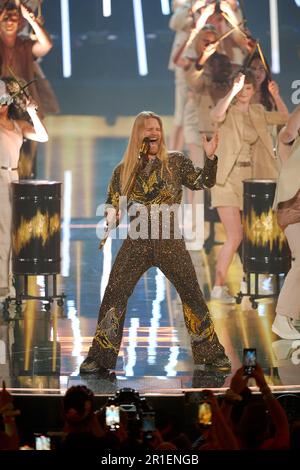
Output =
[{"x1": 120, "y1": 111, "x2": 169, "y2": 194}]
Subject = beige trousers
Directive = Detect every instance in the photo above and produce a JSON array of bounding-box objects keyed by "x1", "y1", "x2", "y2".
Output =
[{"x1": 276, "y1": 222, "x2": 300, "y2": 319}]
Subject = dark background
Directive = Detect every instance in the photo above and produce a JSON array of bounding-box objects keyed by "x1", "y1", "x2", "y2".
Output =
[{"x1": 40, "y1": 0, "x2": 300, "y2": 120}]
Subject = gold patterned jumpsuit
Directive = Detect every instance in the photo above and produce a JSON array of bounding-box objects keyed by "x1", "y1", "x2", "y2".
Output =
[{"x1": 87, "y1": 152, "x2": 229, "y2": 368}]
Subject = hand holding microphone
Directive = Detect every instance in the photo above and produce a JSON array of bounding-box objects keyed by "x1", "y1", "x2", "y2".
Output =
[{"x1": 139, "y1": 137, "x2": 150, "y2": 159}]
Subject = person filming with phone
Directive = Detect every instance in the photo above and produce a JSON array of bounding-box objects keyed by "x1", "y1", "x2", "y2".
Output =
[
  {"x1": 192, "y1": 389, "x2": 239, "y2": 450},
  {"x1": 221, "y1": 359, "x2": 290, "y2": 449}
]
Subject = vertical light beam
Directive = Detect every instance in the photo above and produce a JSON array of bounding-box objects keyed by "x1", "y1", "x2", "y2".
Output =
[
  {"x1": 62, "y1": 170, "x2": 72, "y2": 277},
  {"x1": 161, "y1": 0, "x2": 170, "y2": 15},
  {"x1": 102, "y1": 0, "x2": 111, "y2": 17},
  {"x1": 132, "y1": 0, "x2": 148, "y2": 76},
  {"x1": 269, "y1": 0, "x2": 280, "y2": 73},
  {"x1": 100, "y1": 236, "x2": 112, "y2": 301},
  {"x1": 60, "y1": 0, "x2": 72, "y2": 77}
]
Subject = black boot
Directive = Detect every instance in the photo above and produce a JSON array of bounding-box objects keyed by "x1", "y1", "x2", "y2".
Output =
[
  {"x1": 80, "y1": 351, "x2": 115, "y2": 380},
  {"x1": 192, "y1": 334, "x2": 231, "y2": 371}
]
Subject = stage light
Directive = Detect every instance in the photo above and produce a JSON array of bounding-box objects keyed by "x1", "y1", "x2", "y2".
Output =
[
  {"x1": 133, "y1": 0, "x2": 148, "y2": 76},
  {"x1": 161, "y1": 0, "x2": 171, "y2": 15},
  {"x1": 62, "y1": 170, "x2": 72, "y2": 277},
  {"x1": 269, "y1": 0, "x2": 280, "y2": 73},
  {"x1": 103, "y1": 0, "x2": 112, "y2": 17},
  {"x1": 60, "y1": 0, "x2": 72, "y2": 77},
  {"x1": 147, "y1": 269, "x2": 164, "y2": 365},
  {"x1": 100, "y1": 236, "x2": 112, "y2": 301},
  {"x1": 125, "y1": 317, "x2": 139, "y2": 376}
]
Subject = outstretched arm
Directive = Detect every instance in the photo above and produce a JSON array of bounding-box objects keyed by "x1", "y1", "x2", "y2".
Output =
[
  {"x1": 268, "y1": 81, "x2": 289, "y2": 117},
  {"x1": 252, "y1": 364, "x2": 290, "y2": 449},
  {"x1": 18, "y1": 100, "x2": 48, "y2": 142},
  {"x1": 203, "y1": 390, "x2": 239, "y2": 450},
  {"x1": 279, "y1": 104, "x2": 300, "y2": 144}
]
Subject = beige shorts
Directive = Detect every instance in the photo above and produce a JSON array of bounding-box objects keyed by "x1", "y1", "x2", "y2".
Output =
[{"x1": 211, "y1": 166, "x2": 252, "y2": 211}]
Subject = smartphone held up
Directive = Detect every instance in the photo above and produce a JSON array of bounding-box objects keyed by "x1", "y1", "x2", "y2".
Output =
[
  {"x1": 243, "y1": 348, "x2": 257, "y2": 376},
  {"x1": 105, "y1": 405, "x2": 120, "y2": 430}
]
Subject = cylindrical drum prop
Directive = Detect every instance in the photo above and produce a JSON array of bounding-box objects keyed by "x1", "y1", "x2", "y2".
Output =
[
  {"x1": 12, "y1": 180, "x2": 61, "y2": 274},
  {"x1": 243, "y1": 179, "x2": 291, "y2": 274}
]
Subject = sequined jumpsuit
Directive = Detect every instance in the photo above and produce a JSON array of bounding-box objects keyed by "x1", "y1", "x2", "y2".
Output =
[{"x1": 87, "y1": 152, "x2": 228, "y2": 368}]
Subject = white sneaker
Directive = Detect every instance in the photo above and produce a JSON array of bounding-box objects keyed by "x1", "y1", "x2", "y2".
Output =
[
  {"x1": 272, "y1": 314, "x2": 300, "y2": 340},
  {"x1": 293, "y1": 318, "x2": 300, "y2": 328},
  {"x1": 211, "y1": 285, "x2": 235, "y2": 304}
]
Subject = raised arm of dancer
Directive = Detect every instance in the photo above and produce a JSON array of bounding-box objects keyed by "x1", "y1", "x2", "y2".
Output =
[
  {"x1": 19, "y1": 101, "x2": 48, "y2": 142},
  {"x1": 169, "y1": 4, "x2": 192, "y2": 32},
  {"x1": 268, "y1": 81, "x2": 289, "y2": 118},
  {"x1": 280, "y1": 104, "x2": 300, "y2": 144},
  {"x1": 210, "y1": 72, "x2": 245, "y2": 122},
  {"x1": 20, "y1": 3, "x2": 53, "y2": 57}
]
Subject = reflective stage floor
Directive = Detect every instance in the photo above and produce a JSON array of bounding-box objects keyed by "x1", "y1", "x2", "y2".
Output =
[{"x1": 1, "y1": 116, "x2": 300, "y2": 398}]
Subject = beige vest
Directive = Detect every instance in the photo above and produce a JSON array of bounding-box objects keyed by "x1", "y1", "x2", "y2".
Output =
[
  {"x1": 273, "y1": 136, "x2": 300, "y2": 209},
  {"x1": 214, "y1": 104, "x2": 286, "y2": 185}
]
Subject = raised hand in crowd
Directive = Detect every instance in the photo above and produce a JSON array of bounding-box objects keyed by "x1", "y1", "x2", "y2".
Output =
[
  {"x1": 0, "y1": 381, "x2": 20, "y2": 450},
  {"x1": 195, "y1": 389, "x2": 239, "y2": 450}
]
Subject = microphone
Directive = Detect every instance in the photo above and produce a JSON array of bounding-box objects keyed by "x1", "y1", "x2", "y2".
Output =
[{"x1": 139, "y1": 137, "x2": 150, "y2": 159}]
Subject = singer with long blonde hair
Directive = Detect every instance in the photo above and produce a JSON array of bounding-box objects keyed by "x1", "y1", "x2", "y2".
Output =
[{"x1": 80, "y1": 110, "x2": 230, "y2": 378}]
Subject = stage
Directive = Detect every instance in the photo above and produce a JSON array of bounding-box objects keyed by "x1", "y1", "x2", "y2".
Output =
[{"x1": 1, "y1": 116, "x2": 300, "y2": 437}]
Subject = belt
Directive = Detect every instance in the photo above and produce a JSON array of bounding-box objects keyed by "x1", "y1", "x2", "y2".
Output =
[
  {"x1": 235, "y1": 161, "x2": 251, "y2": 168},
  {"x1": 1, "y1": 166, "x2": 18, "y2": 171}
]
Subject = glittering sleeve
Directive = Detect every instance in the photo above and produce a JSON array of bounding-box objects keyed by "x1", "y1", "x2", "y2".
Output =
[
  {"x1": 178, "y1": 153, "x2": 218, "y2": 190},
  {"x1": 105, "y1": 165, "x2": 122, "y2": 209}
]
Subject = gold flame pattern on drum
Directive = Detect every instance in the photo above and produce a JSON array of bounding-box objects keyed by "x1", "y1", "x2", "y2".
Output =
[
  {"x1": 12, "y1": 210, "x2": 60, "y2": 255},
  {"x1": 244, "y1": 207, "x2": 286, "y2": 250}
]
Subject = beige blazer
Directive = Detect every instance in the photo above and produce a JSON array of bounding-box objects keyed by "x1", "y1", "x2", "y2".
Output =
[
  {"x1": 213, "y1": 104, "x2": 287, "y2": 185},
  {"x1": 273, "y1": 136, "x2": 300, "y2": 209}
]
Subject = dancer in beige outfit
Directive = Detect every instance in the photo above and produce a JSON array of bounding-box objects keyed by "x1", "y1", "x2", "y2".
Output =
[
  {"x1": 272, "y1": 105, "x2": 300, "y2": 339},
  {"x1": 0, "y1": 77, "x2": 48, "y2": 300},
  {"x1": 209, "y1": 70, "x2": 288, "y2": 303}
]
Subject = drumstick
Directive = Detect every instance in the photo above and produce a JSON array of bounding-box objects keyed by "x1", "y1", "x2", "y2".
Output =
[
  {"x1": 243, "y1": 41, "x2": 258, "y2": 68},
  {"x1": 38, "y1": 0, "x2": 42, "y2": 18},
  {"x1": 7, "y1": 65, "x2": 30, "y2": 99},
  {"x1": 221, "y1": 11, "x2": 248, "y2": 38},
  {"x1": 183, "y1": 21, "x2": 242, "y2": 59},
  {"x1": 256, "y1": 41, "x2": 269, "y2": 74},
  {"x1": 185, "y1": 27, "x2": 199, "y2": 50},
  {"x1": 217, "y1": 26, "x2": 239, "y2": 43},
  {"x1": 11, "y1": 79, "x2": 37, "y2": 100}
]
